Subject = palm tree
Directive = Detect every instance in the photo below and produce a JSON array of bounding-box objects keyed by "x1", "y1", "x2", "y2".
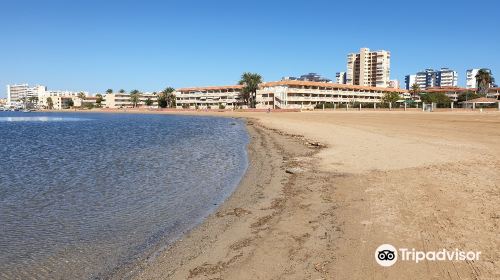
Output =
[
  {"x1": 129, "y1": 89, "x2": 141, "y2": 108},
  {"x1": 77, "y1": 92, "x2": 86, "y2": 100},
  {"x1": 239, "y1": 72, "x2": 262, "y2": 108},
  {"x1": 158, "y1": 87, "x2": 175, "y2": 108},
  {"x1": 476, "y1": 69, "x2": 495, "y2": 95},
  {"x1": 145, "y1": 97, "x2": 153, "y2": 106},
  {"x1": 119, "y1": 89, "x2": 126, "y2": 93},
  {"x1": 106, "y1": 89, "x2": 113, "y2": 94},
  {"x1": 47, "y1": 97, "x2": 53, "y2": 109},
  {"x1": 410, "y1": 83, "x2": 420, "y2": 99},
  {"x1": 95, "y1": 93, "x2": 104, "y2": 106}
]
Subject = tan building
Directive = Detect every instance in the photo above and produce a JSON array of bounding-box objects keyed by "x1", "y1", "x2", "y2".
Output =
[
  {"x1": 175, "y1": 81, "x2": 408, "y2": 110},
  {"x1": 257, "y1": 80, "x2": 407, "y2": 109},
  {"x1": 175, "y1": 85, "x2": 244, "y2": 109},
  {"x1": 104, "y1": 93, "x2": 158, "y2": 108},
  {"x1": 6, "y1": 84, "x2": 46, "y2": 105},
  {"x1": 346, "y1": 48, "x2": 391, "y2": 88}
]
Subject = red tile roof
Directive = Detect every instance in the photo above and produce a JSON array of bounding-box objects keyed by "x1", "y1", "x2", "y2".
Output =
[
  {"x1": 177, "y1": 81, "x2": 408, "y2": 93},
  {"x1": 176, "y1": 85, "x2": 244, "y2": 92},
  {"x1": 261, "y1": 80, "x2": 408, "y2": 93}
]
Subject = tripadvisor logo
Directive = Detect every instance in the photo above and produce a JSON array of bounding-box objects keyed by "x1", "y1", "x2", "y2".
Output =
[
  {"x1": 375, "y1": 244, "x2": 481, "y2": 267},
  {"x1": 375, "y1": 244, "x2": 397, "y2": 267}
]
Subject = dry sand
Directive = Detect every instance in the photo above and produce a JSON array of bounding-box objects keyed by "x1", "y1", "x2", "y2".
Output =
[{"x1": 120, "y1": 110, "x2": 499, "y2": 280}]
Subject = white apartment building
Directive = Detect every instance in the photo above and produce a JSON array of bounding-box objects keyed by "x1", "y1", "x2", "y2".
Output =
[
  {"x1": 336, "y1": 72, "x2": 347, "y2": 84},
  {"x1": 38, "y1": 90, "x2": 92, "y2": 109},
  {"x1": 175, "y1": 85, "x2": 244, "y2": 109},
  {"x1": 104, "y1": 93, "x2": 158, "y2": 108},
  {"x1": 175, "y1": 81, "x2": 408, "y2": 110},
  {"x1": 6, "y1": 84, "x2": 46, "y2": 105},
  {"x1": 257, "y1": 80, "x2": 407, "y2": 109},
  {"x1": 410, "y1": 68, "x2": 458, "y2": 90},
  {"x1": 466, "y1": 68, "x2": 495, "y2": 89},
  {"x1": 404, "y1": 75, "x2": 416, "y2": 90},
  {"x1": 436, "y1": 68, "x2": 458, "y2": 87},
  {"x1": 346, "y1": 48, "x2": 391, "y2": 88},
  {"x1": 466, "y1": 69, "x2": 479, "y2": 89}
]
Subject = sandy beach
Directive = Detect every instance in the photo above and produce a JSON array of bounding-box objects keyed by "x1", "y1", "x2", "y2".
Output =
[{"x1": 108, "y1": 110, "x2": 500, "y2": 280}]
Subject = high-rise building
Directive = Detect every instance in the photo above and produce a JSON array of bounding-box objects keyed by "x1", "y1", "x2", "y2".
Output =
[
  {"x1": 466, "y1": 69, "x2": 480, "y2": 88},
  {"x1": 346, "y1": 48, "x2": 391, "y2": 88},
  {"x1": 410, "y1": 68, "x2": 458, "y2": 89},
  {"x1": 436, "y1": 68, "x2": 458, "y2": 87},
  {"x1": 405, "y1": 74, "x2": 416, "y2": 90},
  {"x1": 336, "y1": 72, "x2": 347, "y2": 84},
  {"x1": 6, "y1": 84, "x2": 47, "y2": 105}
]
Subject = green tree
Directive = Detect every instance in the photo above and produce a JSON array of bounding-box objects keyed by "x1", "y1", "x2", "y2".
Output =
[
  {"x1": 119, "y1": 89, "x2": 126, "y2": 93},
  {"x1": 106, "y1": 89, "x2": 113, "y2": 94},
  {"x1": 95, "y1": 93, "x2": 104, "y2": 106},
  {"x1": 47, "y1": 97, "x2": 53, "y2": 109},
  {"x1": 66, "y1": 98, "x2": 74, "y2": 108},
  {"x1": 419, "y1": 92, "x2": 451, "y2": 106},
  {"x1": 158, "y1": 87, "x2": 175, "y2": 108},
  {"x1": 410, "y1": 83, "x2": 420, "y2": 98},
  {"x1": 476, "y1": 69, "x2": 495, "y2": 95},
  {"x1": 129, "y1": 89, "x2": 141, "y2": 107},
  {"x1": 457, "y1": 91, "x2": 484, "y2": 102},
  {"x1": 145, "y1": 97, "x2": 153, "y2": 106},
  {"x1": 382, "y1": 91, "x2": 401, "y2": 107},
  {"x1": 77, "y1": 92, "x2": 86, "y2": 101},
  {"x1": 239, "y1": 72, "x2": 262, "y2": 108}
]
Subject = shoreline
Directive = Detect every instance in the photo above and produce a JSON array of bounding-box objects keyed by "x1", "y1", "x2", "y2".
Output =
[
  {"x1": 122, "y1": 110, "x2": 499, "y2": 279},
  {"x1": 9, "y1": 109, "x2": 498, "y2": 279},
  {"x1": 118, "y1": 118, "x2": 333, "y2": 279}
]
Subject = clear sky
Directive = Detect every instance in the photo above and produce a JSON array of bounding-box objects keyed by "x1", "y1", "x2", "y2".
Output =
[{"x1": 1, "y1": 0, "x2": 499, "y2": 97}]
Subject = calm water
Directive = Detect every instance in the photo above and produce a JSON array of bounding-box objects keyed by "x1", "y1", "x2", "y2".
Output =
[{"x1": 0, "y1": 112, "x2": 249, "y2": 279}]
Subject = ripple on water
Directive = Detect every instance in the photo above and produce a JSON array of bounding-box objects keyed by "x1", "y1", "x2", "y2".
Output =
[{"x1": 0, "y1": 112, "x2": 249, "y2": 279}]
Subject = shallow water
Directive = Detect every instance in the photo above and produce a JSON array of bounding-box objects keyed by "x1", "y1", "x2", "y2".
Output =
[{"x1": 0, "y1": 112, "x2": 248, "y2": 279}]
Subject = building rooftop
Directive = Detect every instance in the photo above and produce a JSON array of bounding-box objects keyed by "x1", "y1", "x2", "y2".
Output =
[
  {"x1": 176, "y1": 85, "x2": 244, "y2": 92},
  {"x1": 261, "y1": 80, "x2": 408, "y2": 93}
]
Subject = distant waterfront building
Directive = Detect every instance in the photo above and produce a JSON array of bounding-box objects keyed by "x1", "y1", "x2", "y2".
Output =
[
  {"x1": 6, "y1": 84, "x2": 46, "y2": 105},
  {"x1": 104, "y1": 93, "x2": 158, "y2": 108},
  {"x1": 336, "y1": 72, "x2": 347, "y2": 84},
  {"x1": 405, "y1": 75, "x2": 416, "y2": 90},
  {"x1": 388, "y1": 80, "x2": 400, "y2": 89},
  {"x1": 38, "y1": 90, "x2": 92, "y2": 109},
  {"x1": 282, "y1": 73, "x2": 332, "y2": 83},
  {"x1": 175, "y1": 85, "x2": 243, "y2": 109},
  {"x1": 346, "y1": 48, "x2": 391, "y2": 88},
  {"x1": 176, "y1": 81, "x2": 408, "y2": 110},
  {"x1": 411, "y1": 68, "x2": 458, "y2": 90}
]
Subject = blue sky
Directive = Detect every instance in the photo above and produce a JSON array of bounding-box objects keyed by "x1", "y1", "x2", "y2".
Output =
[{"x1": 1, "y1": 0, "x2": 499, "y2": 97}]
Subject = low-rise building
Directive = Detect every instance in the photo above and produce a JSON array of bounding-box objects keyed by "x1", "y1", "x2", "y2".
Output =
[
  {"x1": 257, "y1": 80, "x2": 407, "y2": 109},
  {"x1": 104, "y1": 93, "x2": 158, "y2": 108},
  {"x1": 175, "y1": 85, "x2": 244, "y2": 109},
  {"x1": 175, "y1": 81, "x2": 409, "y2": 110}
]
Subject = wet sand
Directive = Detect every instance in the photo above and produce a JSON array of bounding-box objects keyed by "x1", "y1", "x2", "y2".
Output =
[{"x1": 111, "y1": 110, "x2": 500, "y2": 279}]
